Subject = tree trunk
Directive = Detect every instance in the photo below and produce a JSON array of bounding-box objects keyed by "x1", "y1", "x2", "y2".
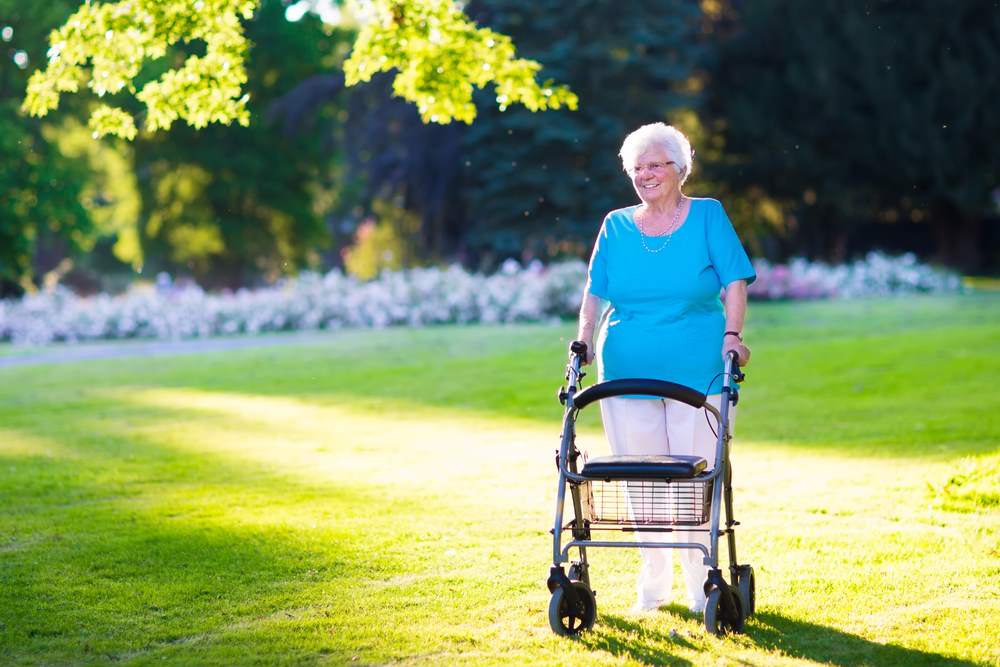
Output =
[
  {"x1": 930, "y1": 202, "x2": 984, "y2": 272},
  {"x1": 953, "y1": 214, "x2": 984, "y2": 273}
]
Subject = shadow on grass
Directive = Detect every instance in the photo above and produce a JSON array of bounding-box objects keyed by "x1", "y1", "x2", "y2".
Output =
[
  {"x1": 747, "y1": 609, "x2": 984, "y2": 667},
  {"x1": 580, "y1": 612, "x2": 695, "y2": 666},
  {"x1": 652, "y1": 604, "x2": 980, "y2": 667},
  {"x1": 0, "y1": 401, "x2": 463, "y2": 663},
  {"x1": 582, "y1": 604, "x2": 983, "y2": 667}
]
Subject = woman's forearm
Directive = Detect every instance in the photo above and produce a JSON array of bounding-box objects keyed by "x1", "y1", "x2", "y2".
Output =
[
  {"x1": 577, "y1": 291, "x2": 602, "y2": 344},
  {"x1": 723, "y1": 280, "x2": 748, "y2": 333}
]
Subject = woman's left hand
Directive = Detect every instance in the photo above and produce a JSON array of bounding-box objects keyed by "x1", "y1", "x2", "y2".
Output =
[{"x1": 722, "y1": 337, "x2": 751, "y2": 366}]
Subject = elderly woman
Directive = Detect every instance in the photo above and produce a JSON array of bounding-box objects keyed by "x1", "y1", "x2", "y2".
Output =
[{"x1": 575, "y1": 122, "x2": 755, "y2": 614}]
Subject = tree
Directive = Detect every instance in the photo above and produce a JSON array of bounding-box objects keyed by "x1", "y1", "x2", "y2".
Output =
[
  {"x1": 0, "y1": 0, "x2": 141, "y2": 295},
  {"x1": 21, "y1": 0, "x2": 577, "y2": 139},
  {"x1": 267, "y1": 68, "x2": 468, "y2": 262},
  {"x1": 130, "y1": 0, "x2": 353, "y2": 288},
  {"x1": 0, "y1": 97, "x2": 90, "y2": 293},
  {"x1": 705, "y1": 0, "x2": 1000, "y2": 270},
  {"x1": 267, "y1": 1, "x2": 708, "y2": 266},
  {"x1": 459, "y1": 0, "x2": 705, "y2": 262},
  {"x1": 6, "y1": 0, "x2": 583, "y2": 289},
  {"x1": 266, "y1": 1, "x2": 707, "y2": 267}
]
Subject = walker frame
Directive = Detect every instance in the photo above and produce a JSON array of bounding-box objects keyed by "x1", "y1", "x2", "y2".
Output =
[{"x1": 546, "y1": 344, "x2": 755, "y2": 636}]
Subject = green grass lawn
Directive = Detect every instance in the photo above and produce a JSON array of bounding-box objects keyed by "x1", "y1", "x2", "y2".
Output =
[{"x1": 1, "y1": 294, "x2": 998, "y2": 665}]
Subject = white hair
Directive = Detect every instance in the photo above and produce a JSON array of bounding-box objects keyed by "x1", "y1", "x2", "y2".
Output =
[{"x1": 619, "y1": 123, "x2": 694, "y2": 184}]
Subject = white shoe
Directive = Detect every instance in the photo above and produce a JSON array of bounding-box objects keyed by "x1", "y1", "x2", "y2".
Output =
[
  {"x1": 631, "y1": 598, "x2": 667, "y2": 613},
  {"x1": 688, "y1": 599, "x2": 706, "y2": 614}
]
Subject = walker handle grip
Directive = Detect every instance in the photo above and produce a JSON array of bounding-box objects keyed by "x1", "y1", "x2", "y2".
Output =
[{"x1": 727, "y1": 350, "x2": 745, "y2": 383}]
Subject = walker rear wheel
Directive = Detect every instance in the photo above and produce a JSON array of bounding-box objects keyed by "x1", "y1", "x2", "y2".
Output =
[
  {"x1": 704, "y1": 587, "x2": 744, "y2": 636},
  {"x1": 737, "y1": 565, "x2": 756, "y2": 617},
  {"x1": 548, "y1": 581, "x2": 596, "y2": 637}
]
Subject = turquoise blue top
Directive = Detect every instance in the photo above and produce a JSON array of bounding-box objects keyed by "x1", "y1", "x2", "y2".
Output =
[{"x1": 586, "y1": 198, "x2": 756, "y2": 395}]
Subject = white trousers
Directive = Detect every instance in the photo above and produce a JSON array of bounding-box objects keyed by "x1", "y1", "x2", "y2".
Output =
[{"x1": 599, "y1": 394, "x2": 731, "y2": 609}]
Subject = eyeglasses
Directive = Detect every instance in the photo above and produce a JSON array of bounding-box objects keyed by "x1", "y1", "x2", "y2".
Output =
[{"x1": 627, "y1": 161, "x2": 676, "y2": 176}]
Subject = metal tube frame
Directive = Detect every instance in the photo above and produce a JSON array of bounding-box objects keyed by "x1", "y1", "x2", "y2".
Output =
[{"x1": 551, "y1": 352, "x2": 740, "y2": 571}]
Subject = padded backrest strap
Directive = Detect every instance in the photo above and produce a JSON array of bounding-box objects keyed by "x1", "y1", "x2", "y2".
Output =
[{"x1": 573, "y1": 379, "x2": 706, "y2": 410}]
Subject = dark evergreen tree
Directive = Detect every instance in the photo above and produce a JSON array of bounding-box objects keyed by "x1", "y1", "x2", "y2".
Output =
[
  {"x1": 706, "y1": 0, "x2": 1000, "y2": 270},
  {"x1": 261, "y1": 1, "x2": 707, "y2": 267},
  {"x1": 459, "y1": 0, "x2": 705, "y2": 263},
  {"x1": 268, "y1": 69, "x2": 466, "y2": 263}
]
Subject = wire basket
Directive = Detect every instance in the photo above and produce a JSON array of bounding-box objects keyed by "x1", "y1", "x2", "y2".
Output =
[{"x1": 582, "y1": 479, "x2": 712, "y2": 526}]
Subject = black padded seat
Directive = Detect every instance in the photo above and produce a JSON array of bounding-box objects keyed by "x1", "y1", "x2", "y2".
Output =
[{"x1": 580, "y1": 455, "x2": 707, "y2": 480}]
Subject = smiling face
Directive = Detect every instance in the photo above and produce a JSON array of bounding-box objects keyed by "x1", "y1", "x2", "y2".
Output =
[{"x1": 628, "y1": 147, "x2": 680, "y2": 206}]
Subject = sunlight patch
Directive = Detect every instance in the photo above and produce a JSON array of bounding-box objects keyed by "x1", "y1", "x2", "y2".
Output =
[
  {"x1": 106, "y1": 388, "x2": 558, "y2": 500},
  {"x1": 0, "y1": 428, "x2": 76, "y2": 459}
]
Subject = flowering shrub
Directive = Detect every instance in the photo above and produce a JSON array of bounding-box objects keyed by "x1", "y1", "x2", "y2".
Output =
[
  {"x1": 749, "y1": 252, "x2": 964, "y2": 300},
  {"x1": 0, "y1": 253, "x2": 963, "y2": 345}
]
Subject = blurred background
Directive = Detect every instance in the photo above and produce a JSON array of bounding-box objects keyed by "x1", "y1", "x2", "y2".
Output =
[{"x1": 2, "y1": 0, "x2": 997, "y2": 298}]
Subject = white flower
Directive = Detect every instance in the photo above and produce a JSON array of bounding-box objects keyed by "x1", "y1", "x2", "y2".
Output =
[{"x1": 0, "y1": 255, "x2": 963, "y2": 345}]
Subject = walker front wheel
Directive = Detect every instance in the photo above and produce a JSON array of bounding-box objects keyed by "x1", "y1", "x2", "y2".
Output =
[
  {"x1": 704, "y1": 587, "x2": 744, "y2": 636},
  {"x1": 548, "y1": 581, "x2": 596, "y2": 637}
]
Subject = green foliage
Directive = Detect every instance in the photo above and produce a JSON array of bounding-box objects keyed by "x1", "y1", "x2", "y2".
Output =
[
  {"x1": 0, "y1": 0, "x2": 97, "y2": 291},
  {"x1": 342, "y1": 198, "x2": 422, "y2": 279},
  {"x1": 132, "y1": 0, "x2": 349, "y2": 287},
  {"x1": 43, "y1": 117, "x2": 142, "y2": 267},
  {"x1": 22, "y1": 0, "x2": 257, "y2": 139},
  {"x1": 11, "y1": 0, "x2": 580, "y2": 288},
  {"x1": 460, "y1": 1, "x2": 704, "y2": 260},
  {"x1": 9, "y1": 0, "x2": 997, "y2": 289},
  {"x1": 23, "y1": 0, "x2": 576, "y2": 138},
  {"x1": 0, "y1": 101, "x2": 91, "y2": 289},
  {"x1": 344, "y1": 0, "x2": 577, "y2": 124},
  {"x1": 706, "y1": 0, "x2": 1000, "y2": 267},
  {"x1": 143, "y1": 163, "x2": 222, "y2": 271}
]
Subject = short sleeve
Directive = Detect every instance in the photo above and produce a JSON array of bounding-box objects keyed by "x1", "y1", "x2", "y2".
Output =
[
  {"x1": 707, "y1": 201, "x2": 756, "y2": 286},
  {"x1": 585, "y1": 217, "x2": 610, "y2": 300}
]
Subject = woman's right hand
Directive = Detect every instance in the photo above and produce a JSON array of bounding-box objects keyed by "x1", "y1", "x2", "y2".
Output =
[{"x1": 569, "y1": 340, "x2": 595, "y2": 366}]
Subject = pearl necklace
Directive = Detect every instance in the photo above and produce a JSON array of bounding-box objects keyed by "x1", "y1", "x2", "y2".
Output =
[{"x1": 636, "y1": 196, "x2": 686, "y2": 253}]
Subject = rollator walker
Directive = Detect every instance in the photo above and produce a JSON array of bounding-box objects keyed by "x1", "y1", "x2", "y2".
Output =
[{"x1": 546, "y1": 341, "x2": 755, "y2": 636}]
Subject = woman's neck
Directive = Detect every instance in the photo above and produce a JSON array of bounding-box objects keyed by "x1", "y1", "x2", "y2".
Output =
[{"x1": 641, "y1": 191, "x2": 684, "y2": 216}]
